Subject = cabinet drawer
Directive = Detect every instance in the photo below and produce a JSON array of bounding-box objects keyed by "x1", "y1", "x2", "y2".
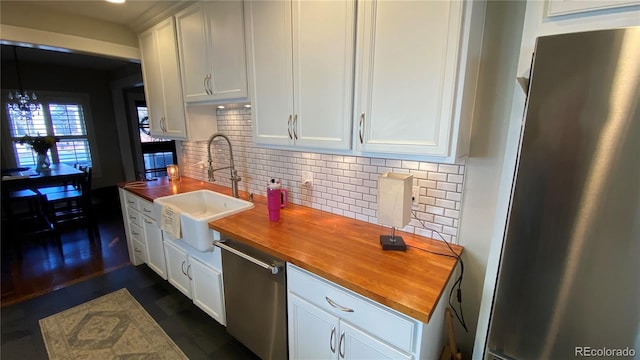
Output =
[
  {"x1": 129, "y1": 222, "x2": 144, "y2": 244},
  {"x1": 124, "y1": 192, "x2": 139, "y2": 210},
  {"x1": 127, "y1": 207, "x2": 142, "y2": 228},
  {"x1": 287, "y1": 264, "x2": 418, "y2": 353},
  {"x1": 139, "y1": 199, "x2": 155, "y2": 220},
  {"x1": 132, "y1": 238, "x2": 147, "y2": 263}
]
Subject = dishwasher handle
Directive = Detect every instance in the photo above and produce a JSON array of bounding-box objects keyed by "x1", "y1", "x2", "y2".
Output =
[{"x1": 214, "y1": 241, "x2": 281, "y2": 275}]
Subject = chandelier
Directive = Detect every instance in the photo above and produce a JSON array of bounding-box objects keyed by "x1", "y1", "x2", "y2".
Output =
[{"x1": 7, "y1": 45, "x2": 41, "y2": 121}]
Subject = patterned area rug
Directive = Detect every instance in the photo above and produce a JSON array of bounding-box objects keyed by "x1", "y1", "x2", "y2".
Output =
[{"x1": 39, "y1": 288, "x2": 187, "y2": 359}]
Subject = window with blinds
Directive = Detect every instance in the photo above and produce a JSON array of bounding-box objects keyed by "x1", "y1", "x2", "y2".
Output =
[{"x1": 7, "y1": 97, "x2": 93, "y2": 168}]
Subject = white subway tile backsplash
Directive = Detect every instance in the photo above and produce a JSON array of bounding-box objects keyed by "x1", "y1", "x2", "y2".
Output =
[
  {"x1": 448, "y1": 174, "x2": 464, "y2": 184},
  {"x1": 401, "y1": 160, "x2": 420, "y2": 170},
  {"x1": 385, "y1": 159, "x2": 402, "y2": 168},
  {"x1": 419, "y1": 162, "x2": 439, "y2": 172},
  {"x1": 428, "y1": 172, "x2": 448, "y2": 182},
  {"x1": 427, "y1": 189, "x2": 447, "y2": 199},
  {"x1": 425, "y1": 205, "x2": 445, "y2": 216},
  {"x1": 438, "y1": 164, "x2": 460, "y2": 174},
  {"x1": 437, "y1": 182, "x2": 458, "y2": 192},
  {"x1": 181, "y1": 108, "x2": 466, "y2": 244}
]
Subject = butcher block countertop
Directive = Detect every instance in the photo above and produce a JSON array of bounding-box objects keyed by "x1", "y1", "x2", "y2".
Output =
[{"x1": 120, "y1": 177, "x2": 462, "y2": 323}]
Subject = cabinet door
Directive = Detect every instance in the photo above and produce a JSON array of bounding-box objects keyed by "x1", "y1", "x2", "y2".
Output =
[
  {"x1": 190, "y1": 256, "x2": 226, "y2": 326},
  {"x1": 288, "y1": 293, "x2": 340, "y2": 360},
  {"x1": 355, "y1": 0, "x2": 463, "y2": 157},
  {"x1": 140, "y1": 18, "x2": 187, "y2": 139},
  {"x1": 163, "y1": 240, "x2": 191, "y2": 298},
  {"x1": 143, "y1": 216, "x2": 167, "y2": 280},
  {"x1": 292, "y1": 0, "x2": 355, "y2": 150},
  {"x1": 175, "y1": 2, "x2": 211, "y2": 102},
  {"x1": 246, "y1": 0, "x2": 294, "y2": 146},
  {"x1": 206, "y1": 0, "x2": 248, "y2": 101},
  {"x1": 340, "y1": 321, "x2": 412, "y2": 360},
  {"x1": 139, "y1": 26, "x2": 166, "y2": 137},
  {"x1": 155, "y1": 18, "x2": 187, "y2": 139}
]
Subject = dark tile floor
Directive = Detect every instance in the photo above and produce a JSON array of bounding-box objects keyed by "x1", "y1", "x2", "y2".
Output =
[{"x1": 0, "y1": 264, "x2": 259, "y2": 360}]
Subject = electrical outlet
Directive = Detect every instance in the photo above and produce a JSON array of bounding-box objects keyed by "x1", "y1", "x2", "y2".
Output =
[
  {"x1": 412, "y1": 186, "x2": 420, "y2": 206},
  {"x1": 301, "y1": 171, "x2": 313, "y2": 188}
]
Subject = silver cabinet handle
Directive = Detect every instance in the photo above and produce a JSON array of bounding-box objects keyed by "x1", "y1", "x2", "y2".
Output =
[
  {"x1": 206, "y1": 74, "x2": 213, "y2": 95},
  {"x1": 338, "y1": 331, "x2": 345, "y2": 358},
  {"x1": 143, "y1": 219, "x2": 152, "y2": 224},
  {"x1": 160, "y1": 116, "x2": 166, "y2": 132},
  {"x1": 325, "y1": 297, "x2": 354, "y2": 312},
  {"x1": 359, "y1": 113, "x2": 365, "y2": 144},
  {"x1": 213, "y1": 241, "x2": 280, "y2": 275},
  {"x1": 203, "y1": 75, "x2": 209, "y2": 95},
  {"x1": 187, "y1": 264, "x2": 192, "y2": 280},
  {"x1": 330, "y1": 326, "x2": 336, "y2": 353},
  {"x1": 127, "y1": 200, "x2": 135, "y2": 205},
  {"x1": 143, "y1": 208, "x2": 152, "y2": 213},
  {"x1": 134, "y1": 247, "x2": 142, "y2": 253},
  {"x1": 287, "y1": 115, "x2": 293, "y2": 139},
  {"x1": 131, "y1": 230, "x2": 139, "y2": 236},
  {"x1": 293, "y1": 114, "x2": 298, "y2": 140},
  {"x1": 129, "y1": 215, "x2": 137, "y2": 221},
  {"x1": 181, "y1": 260, "x2": 187, "y2": 276}
]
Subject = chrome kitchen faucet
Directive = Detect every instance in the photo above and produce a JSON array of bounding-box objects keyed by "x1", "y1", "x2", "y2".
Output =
[{"x1": 207, "y1": 133, "x2": 241, "y2": 198}]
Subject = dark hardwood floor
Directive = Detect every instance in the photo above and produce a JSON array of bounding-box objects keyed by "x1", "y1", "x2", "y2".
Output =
[
  {"x1": 1, "y1": 186, "x2": 131, "y2": 307},
  {"x1": 0, "y1": 186, "x2": 259, "y2": 359}
]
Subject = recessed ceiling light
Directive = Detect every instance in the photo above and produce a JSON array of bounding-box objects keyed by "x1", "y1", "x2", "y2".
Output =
[{"x1": 106, "y1": 0, "x2": 125, "y2": 4}]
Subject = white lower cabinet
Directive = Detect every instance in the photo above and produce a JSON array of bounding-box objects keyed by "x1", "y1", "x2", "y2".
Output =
[
  {"x1": 164, "y1": 237, "x2": 226, "y2": 326},
  {"x1": 289, "y1": 293, "x2": 410, "y2": 360},
  {"x1": 164, "y1": 240, "x2": 192, "y2": 297},
  {"x1": 287, "y1": 263, "x2": 447, "y2": 360}
]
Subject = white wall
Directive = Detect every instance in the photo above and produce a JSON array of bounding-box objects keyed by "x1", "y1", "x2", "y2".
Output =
[
  {"x1": 455, "y1": 0, "x2": 526, "y2": 356},
  {"x1": 0, "y1": 1, "x2": 140, "y2": 60}
]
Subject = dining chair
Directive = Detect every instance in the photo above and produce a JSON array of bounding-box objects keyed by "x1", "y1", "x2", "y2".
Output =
[
  {"x1": 44, "y1": 166, "x2": 98, "y2": 243},
  {"x1": 1, "y1": 188, "x2": 60, "y2": 258}
]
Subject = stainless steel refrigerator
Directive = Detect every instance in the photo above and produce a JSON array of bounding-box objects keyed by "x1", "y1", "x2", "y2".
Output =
[{"x1": 486, "y1": 27, "x2": 639, "y2": 359}]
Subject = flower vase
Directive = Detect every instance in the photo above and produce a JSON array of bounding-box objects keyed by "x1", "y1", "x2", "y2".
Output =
[{"x1": 36, "y1": 152, "x2": 51, "y2": 173}]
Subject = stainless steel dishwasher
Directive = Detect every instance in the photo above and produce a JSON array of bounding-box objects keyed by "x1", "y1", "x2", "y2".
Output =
[{"x1": 214, "y1": 238, "x2": 287, "y2": 360}]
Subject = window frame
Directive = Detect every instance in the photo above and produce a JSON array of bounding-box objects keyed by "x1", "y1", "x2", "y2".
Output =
[{"x1": 1, "y1": 91, "x2": 100, "y2": 176}]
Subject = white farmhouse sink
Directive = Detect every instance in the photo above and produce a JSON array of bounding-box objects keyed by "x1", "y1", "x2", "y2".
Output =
[{"x1": 154, "y1": 190, "x2": 254, "y2": 251}]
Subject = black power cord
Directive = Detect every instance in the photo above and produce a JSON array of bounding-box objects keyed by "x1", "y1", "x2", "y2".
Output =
[{"x1": 409, "y1": 210, "x2": 468, "y2": 332}]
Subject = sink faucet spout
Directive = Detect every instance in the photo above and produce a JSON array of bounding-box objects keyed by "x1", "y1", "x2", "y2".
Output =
[{"x1": 207, "y1": 133, "x2": 241, "y2": 198}]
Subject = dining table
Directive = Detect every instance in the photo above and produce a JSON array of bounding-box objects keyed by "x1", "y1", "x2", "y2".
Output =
[{"x1": 1, "y1": 163, "x2": 84, "y2": 193}]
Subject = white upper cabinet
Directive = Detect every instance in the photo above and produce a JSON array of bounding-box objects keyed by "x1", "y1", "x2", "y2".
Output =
[
  {"x1": 246, "y1": 0, "x2": 355, "y2": 150},
  {"x1": 354, "y1": 0, "x2": 486, "y2": 162},
  {"x1": 139, "y1": 17, "x2": 187, "y2": 140},
  {"x1": 175, "y1": 1, "x2": 248, "y2": 104}
]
